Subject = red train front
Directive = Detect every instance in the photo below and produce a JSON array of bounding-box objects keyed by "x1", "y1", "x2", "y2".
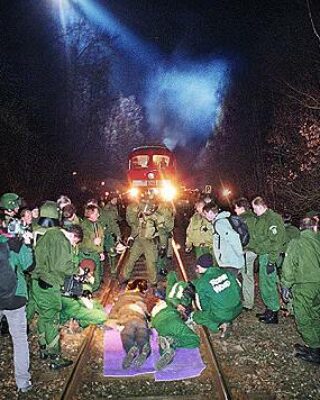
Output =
[{"x1": 127, "y1": 145, "x2": 178, "y2": 200}]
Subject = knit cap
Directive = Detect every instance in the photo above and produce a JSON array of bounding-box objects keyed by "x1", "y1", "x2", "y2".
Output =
[{"x1": 196, "y1": 254, "x2": 213, "y2": 269}]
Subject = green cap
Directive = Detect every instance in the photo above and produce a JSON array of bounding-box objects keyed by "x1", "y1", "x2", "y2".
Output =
[
  {"x1": 0, "y1": 193, "x2": 20, "y2": 210},
  {"x1": 40, "y1": 201, "x2": 59, "y2": 220}
]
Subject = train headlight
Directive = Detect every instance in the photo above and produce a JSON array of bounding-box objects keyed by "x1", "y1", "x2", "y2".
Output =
[
  {"x1": 161, "y1": 183, "x2": 177, "y2": 201},
  {"x1": 129, "y1": 187, "x2": 139, "y2": 198},
  {"x1": 147, "y1": 172, "x2": 155, "y2": 180}
]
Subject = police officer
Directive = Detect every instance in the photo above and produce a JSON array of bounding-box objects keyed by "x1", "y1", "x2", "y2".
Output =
[
  {"x1": 157, "y1": 199, "x2": 175, "y2": 271},
  {"x1": 251, "y1": 196, "x2": 285, "y2": 324},
  {"x1": 32, "y1": 206, "x2": 83, "y2": 370},
  {"x1": 0, "y1": 192, "x2": 21, "y2": 230},
  {"x1": 185, "y1": 200, "x2": 214, "y2": 258},
  {"x1": 191, "y1": 254, "x2": 242, "y2": 336},
  {"x1": 122, "y1": 197, "x2": 167, "y2": 286},
  {"x1": 149, "y1": 271, "x2": 200, "y2": 370},
  {"x1": 80, "y1": 205, "x2": 105, "y2": 291},
  {"x1": 100, "y1": 193, "x2": 121, "y2": 276},
  {"x1": 281, "y1": 217, "x2": 320, "y2": 364}
]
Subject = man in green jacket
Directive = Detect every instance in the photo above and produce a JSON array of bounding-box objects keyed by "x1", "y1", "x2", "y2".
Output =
[
  {"x1": 251, "y1": 196, "x2": 285, "y2": 324},
  {"x1": 192, "y1": 254, "x2": 242, "y2": 335},
  {"x1": 122, "y1": 198, "x2": 167, "y2": 285},
  {"x1": 32, "y1": 223, "x2": 83, "y2": 369},
  {"x1": 281, "y1": 217, "x2": 320, "y2": 364},
  {"x1": 80, "y1": 205, "x2": 105, "y2": 291},
  {"x1": 185, "y1": 200, "x2": 214, "y2": 259},
  {"x1": 100, "y1": 193, "x2": 121, "y2": 276}
]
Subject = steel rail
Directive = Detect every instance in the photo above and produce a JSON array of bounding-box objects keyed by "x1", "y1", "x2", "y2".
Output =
[
  {"x1": 172, "y1": 239, "x2": 232, "y2": 400},
  {"x1": 58, "y1": 249, "x2": 128, "y2": 400}
]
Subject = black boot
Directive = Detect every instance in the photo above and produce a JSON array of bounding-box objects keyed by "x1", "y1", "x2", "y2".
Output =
[
  {"x1": 295, "y1": 347, "x2": 320, "y2": 364},
  {"x1": 256, "y1": 309, "x2": 268, "y2": 319},
  {"x1": 49, "y1": 354, "x2": 73, "y2": 370},
  {"x1": 294, "y1": 343, "x2": 309, "y2": 355},
  {"x1": 0, "y1": 316, "x2": 9, "y2": 336},
  {"x1": 260, "y1": 310, "x2": 278, "y2": 324}
]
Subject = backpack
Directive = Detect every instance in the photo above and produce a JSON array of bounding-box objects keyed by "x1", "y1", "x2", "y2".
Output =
[
  {"x1": 0, "y1": 240, "x2": 17, "y2": 304},
  {"x1": 214, "y1": 215, "x2": 250, "y2": 248}
]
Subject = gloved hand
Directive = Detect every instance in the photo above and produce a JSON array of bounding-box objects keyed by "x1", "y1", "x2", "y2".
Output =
[
  {"x1": 281, "y1": 287, "x2": 292, "y2": 303},
  {"x1": 185, "y1": 246, "x2": 192, "y2": 254},
  {"x1": 266, "y1": 262, "x2": 276, "y2": 274},
  {"x1": 158, "y1": 246, "x2": 167, "y2": 258},
  {"x1": 126, "y1": 236, "x2": 134, "y2": 248}
]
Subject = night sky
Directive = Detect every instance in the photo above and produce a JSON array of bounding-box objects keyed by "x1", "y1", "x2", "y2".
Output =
[{"x1": 0, "y1": 0, "x2": 318, "y2": 205}]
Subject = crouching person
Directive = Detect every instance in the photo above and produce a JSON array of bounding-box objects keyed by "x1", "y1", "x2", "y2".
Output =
[
  {"x1": 32, "y1": 224, "x2": 83, "y2": 369},
  {"x1": 147, "y1": 271, "x2": 200, "y2": 370},
  {"x1": 60, "y1": 267, "x2": 107, "y2": 330},
  {"x1": 192, "y1": 254, "x2": 242, "y2": 336},
  {"x1": 106, "y1": 279, "x2": 151, "y2": 369}
]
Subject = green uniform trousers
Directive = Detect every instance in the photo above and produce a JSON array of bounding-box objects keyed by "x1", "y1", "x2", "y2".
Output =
[
  {"x1": 104, "y1": 233, "x2": 118, "y2": 274},
  {"x1": 60, "y1": 297, "x2": 107, "y2": 328},
  {"x1": 241, "y1": 250, "x2": 256, "y2": 309},
  {"x1": 124, "y1": 238, "x2": 157, "y2": 284},
  {"x1": 79, "y1": 252, "x2": 102, "y2": 292},
  {"x1": 32, "y1": 279, "x2": 61, "y2": 354},
  {"x1": 26, "y1": 275, "x2": 37, "y2": 322},
  {"x1": 293, "y1": 283, "x2": 320, "y2": 348},
  {"x1": 152, "y1": 306, "x2": 200, "y2": 349},
  {"x1": 193, "y1": 304, "x2": 242, "y2": 333},
  {"x1": 258, "y1": 254, "x2": 280, "y2": 312}
]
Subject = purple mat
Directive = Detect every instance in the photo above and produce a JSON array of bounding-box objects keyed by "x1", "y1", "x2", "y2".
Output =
[{"x1": 103, "y1": 329, "x2": 206, "y2": 381}]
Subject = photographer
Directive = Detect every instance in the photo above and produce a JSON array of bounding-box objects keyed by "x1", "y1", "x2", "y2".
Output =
[{"x1": 32, "y1": 213, "x2": 83, "y2": 370}]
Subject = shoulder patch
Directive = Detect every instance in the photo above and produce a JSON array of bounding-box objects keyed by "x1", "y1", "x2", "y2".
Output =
[{"x1": 269, "y1": 225, "x2": 278, "y2": 235}]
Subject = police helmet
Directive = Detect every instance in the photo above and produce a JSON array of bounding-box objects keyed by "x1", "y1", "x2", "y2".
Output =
[
  {"x1": 39, "y1": 201, "x2": 59, "y2": 220},
  {"x1": 0, "y1": 193, "x2": 20, "y2": 210}
]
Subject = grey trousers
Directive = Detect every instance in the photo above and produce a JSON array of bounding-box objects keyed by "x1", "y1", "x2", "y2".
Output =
[
  {"x1": 241, "y1": 251, "x2": 257, "y2": 309},
  {"x1": 0, "y1": 306, "x2": 31, "y2": 390}
]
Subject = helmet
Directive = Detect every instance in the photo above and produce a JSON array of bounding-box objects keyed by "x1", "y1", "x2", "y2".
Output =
[
  {"x1": 39, "y1": 201, "x2": 59, "y2": 220},
  {"x1": 0, "y1": 193, "x2": 20, "y2": 210}
]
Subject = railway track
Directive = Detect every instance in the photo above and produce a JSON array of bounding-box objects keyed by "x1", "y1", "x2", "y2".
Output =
[{"x1": 57, "y1": 236, "x2": 232, "y2": 400}]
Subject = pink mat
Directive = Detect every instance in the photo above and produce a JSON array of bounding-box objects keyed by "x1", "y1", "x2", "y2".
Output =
[{"x1": 103, "y1": 328, "x2": 206, "y2": 381}]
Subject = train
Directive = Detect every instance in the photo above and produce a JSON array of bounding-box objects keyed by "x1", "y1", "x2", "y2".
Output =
[{"x1": 127, "y1": 145, "x2": 178, "y2": 201}]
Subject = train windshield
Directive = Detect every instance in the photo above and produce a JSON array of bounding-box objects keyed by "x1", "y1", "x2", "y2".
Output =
[
  {"x1": 152, "y1": 155, "x2": 170, "y2": 168},
  {"x1": 130, "y1": 155, "x2": 149, "y2": 169}
]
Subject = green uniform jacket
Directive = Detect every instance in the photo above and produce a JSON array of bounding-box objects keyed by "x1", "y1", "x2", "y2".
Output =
[
  {"x1": 33, "y1": 227, "x2": 77, "y2": 287},
  {"x1": 101, "y1": 203, "x2": 121, "y2": 238},
  {"x1": 80, "y1": 218, "x2": 104, "y2": 254},
  {"x1": 240, "y1": 210, "x2": 256, "y2": 251},
  {"x1": 192, "y1": 267, "x2": 242, "y2": 330},
  {"x1": 185, "y1": 212, "x2": 213, "y2": 248},
  {"x1": 158, "y1": 203, "x2": 175, "y2": 234},
  {"x1": 283, "y1": 223, "x2": 300, "y2": 251},
  {"x1": 281, "y1": 230, "x2": 320, "y2": 288},
  {"x1": 250, "y1": 209, "x2": 285, "y2": 263},
  {"x1": 126, "y1": 201, "x2": 140, "y2": 237}
]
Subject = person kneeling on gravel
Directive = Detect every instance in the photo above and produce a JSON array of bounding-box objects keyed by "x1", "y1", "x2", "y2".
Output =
[
  {"x1": 106, "y1": 279, "x2": 151, "y2": 369},
  {"x1": 191, "y1": 254, "x2": 242, "y2": 337},
  {"x1": 146, "y1": 271, "x2": 200, "y2": 370}
]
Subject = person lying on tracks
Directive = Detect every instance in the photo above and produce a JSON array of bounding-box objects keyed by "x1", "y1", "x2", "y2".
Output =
[
  {"x1": 105, "y1": 279, "x2": 152, "y2": 369},
  {"x1": 146, "y1": 271, "x2": 200, "y2": 370},
  {"x1": 190, "y1": 254, "x2": 242, "y2": 337}
]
